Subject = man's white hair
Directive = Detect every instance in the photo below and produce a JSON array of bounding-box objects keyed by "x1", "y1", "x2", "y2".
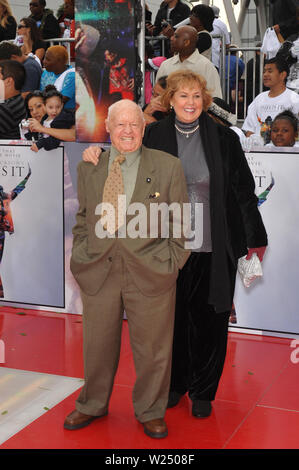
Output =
[{"x1": 107, "y1": 99, "x2": 145, "y2": 123}]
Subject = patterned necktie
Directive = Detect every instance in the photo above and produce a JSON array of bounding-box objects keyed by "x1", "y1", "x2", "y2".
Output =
[{"x1": 101, "y1": 154, "x2": 126, "y2": 233}]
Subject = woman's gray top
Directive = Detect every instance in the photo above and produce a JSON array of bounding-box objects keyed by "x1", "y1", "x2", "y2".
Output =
[{"x1": 175, "y1": 117, "x2": 212, "y2": 252}]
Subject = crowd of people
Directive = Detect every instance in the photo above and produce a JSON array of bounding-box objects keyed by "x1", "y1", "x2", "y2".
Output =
[
  {"x1": 144, "y1": 1, "x2": 299, "y2": 150},
  {"x1": 0, "y1": 0, "x2": 75, "y2": 149}
]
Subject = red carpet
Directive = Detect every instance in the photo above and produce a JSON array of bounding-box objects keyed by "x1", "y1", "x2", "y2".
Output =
[{"x1": 0, "y1": 306, "x2": 298, "y2": 451}]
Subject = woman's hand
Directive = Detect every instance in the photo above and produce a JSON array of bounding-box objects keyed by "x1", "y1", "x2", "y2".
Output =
[
  {"x1": 146, "y1": 96, "x2": 167, "y2": 114},
  {"x1": 145, "y1": 23, "x2": 155, "y2": 36},
  {"x1": 273, "y1": 24, "x2": 280, "y2": 34},
  {"x1": 82, "y1": 146, "x2": 102, "y2": 165},
  {"x1": 161, "y1": 24, "x2": 175, "y2": 38},
  {"x1": 28, "y1": 118, "x2": 43, "y2": 133},
  {"x1": 143, "y1": 96, "x2": 167, "y2": 124},
  {"x1": 21, "y1": 35, "x2": 31, "y2": 55},
  {"x1": 30, "y1": 143, "x2": 39, "y2": 152},
  {"x1": 246, "y1": 246, "x2": 266, "y2": 262}
]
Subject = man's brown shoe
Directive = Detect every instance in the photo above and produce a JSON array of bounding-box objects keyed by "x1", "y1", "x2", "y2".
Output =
[
  {"x1": 64, "y1": 409, "x2": 107, "y2": 430},
  {"x1": 143, "y1": 418, "x2": 168, "y2": 439}
]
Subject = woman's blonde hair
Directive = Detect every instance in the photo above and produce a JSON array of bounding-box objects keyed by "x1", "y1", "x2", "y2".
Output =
[
  {"x1": 0, "y1": 0, "x2": 14, "y2": 28},
  {"x1": 161, "y1": 69, "x2": 213, "y2": 112}
]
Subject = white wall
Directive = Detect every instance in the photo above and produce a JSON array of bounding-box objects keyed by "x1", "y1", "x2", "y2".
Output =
[{"x1": 9, "y1": 1, "x2": 62, "y2": 24}]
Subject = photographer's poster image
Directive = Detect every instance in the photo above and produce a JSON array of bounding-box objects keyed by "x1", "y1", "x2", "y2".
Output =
[
  {"x1": 76, "y1": 0, "x2": 135, "y2": 143},
  {"x1": 0, "y1": 144, "x2": 64, "y2": 307}
]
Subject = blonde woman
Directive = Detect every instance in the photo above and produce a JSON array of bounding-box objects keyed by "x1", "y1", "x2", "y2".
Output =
[
  {"x1": 0, "y1": 0, "x2": 16, "y2": 41},
  {"x1": 143, "y1": 70, "x2": 267, "y2": 418}
]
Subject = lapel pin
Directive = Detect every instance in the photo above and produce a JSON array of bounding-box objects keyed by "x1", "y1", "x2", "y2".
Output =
[
  {"x1": 146, "y1": 177, "x2": 151, "y2": 183},
  {"x1": 149, "y1": 192, "x2": 160, "y2": 199}
]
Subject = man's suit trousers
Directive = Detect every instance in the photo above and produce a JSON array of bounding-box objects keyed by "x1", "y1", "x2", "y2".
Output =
[{"x1": 75, "y1": 250, "x2": 176, "y2": 423}]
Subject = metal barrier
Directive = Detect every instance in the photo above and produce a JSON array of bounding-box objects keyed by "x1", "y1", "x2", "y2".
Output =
[
  {"x1": 224, "y1": 46, "x2": 264, "y2": 123},
  {"x1": 6, "y1": 36, "x2": 75, "y2": 66}
]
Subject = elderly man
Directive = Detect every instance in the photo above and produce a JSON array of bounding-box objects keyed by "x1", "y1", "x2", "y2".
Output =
[
  {"x1": 155, "y1": 25, "x2": 223, "y2": 98},
  {"x1": 64, "y1": 99, "x2": 190, "y2": 439}
]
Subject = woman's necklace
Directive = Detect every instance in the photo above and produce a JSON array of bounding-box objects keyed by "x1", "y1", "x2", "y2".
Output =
[{"x1": 174, "y1": 122, "x2": 199, "y2": 138}]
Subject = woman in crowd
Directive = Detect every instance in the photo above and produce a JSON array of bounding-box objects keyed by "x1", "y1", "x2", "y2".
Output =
[
  {"x1": 82, "y1": 70, "x2": 268, "y2": 419},
  {"x1": 143, "y1": 76, "x2": 168, "y2": 125},
  {"x1": 0, "y1": 0, "x2": 16, "y2": 41},
  {"x1": 22, "y1": 90, "x2": 46, "y2": 140},
  {"x1": 40, "y1": 45, "x2": 75, "y2": 110},
  {"x1": 189, "y1": 4, "x2": 215, "y2": 61},
  {"x1": 17, "y1": 17, "x2": 47, "y2": 63},
  {"x1": 23, "y1": 89, "x2": 75, "y2": 142},
  {"x1": 30, "y1": 85, "x2": 75, "y2": 152}
]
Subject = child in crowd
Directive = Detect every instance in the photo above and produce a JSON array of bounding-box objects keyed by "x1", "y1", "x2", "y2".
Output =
[
  {"x1": 30, "y1": 84, "x2": 75, "y2": 152},
  {"x1": 267, "y1": 110, "x2": 299, "y2": 147}
]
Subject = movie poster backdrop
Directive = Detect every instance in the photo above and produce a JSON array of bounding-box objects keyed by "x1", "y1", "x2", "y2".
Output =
[
  {"x1": 76, "y1": 0, "x2": 136, "y2": 143},
  {"x1": 232, "y1": 150, "x2": 299, "y2": 336},
  {"x1": 0, "y1": 144, "x2": 64, "y2": 308},
  {"x1": 1, "y1": 139, "x2": 298, "y2": 338}
]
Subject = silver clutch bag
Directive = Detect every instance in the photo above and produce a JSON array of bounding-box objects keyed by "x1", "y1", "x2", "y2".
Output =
[{"x1": 237, "y1": 253, "x2": 263, "y2": 288}]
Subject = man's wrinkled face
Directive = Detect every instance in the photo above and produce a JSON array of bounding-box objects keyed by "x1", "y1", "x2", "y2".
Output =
[{"x1": 106, "y1": 104, "x2": 145, "y2": 154}]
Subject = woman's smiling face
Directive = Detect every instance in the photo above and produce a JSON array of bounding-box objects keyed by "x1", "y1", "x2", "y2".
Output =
[{"x1": 170, "y1": 84, "x2": 203, "y2": 123}]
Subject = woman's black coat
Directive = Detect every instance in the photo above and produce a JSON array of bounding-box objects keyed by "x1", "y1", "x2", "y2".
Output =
[{"x1": 143, "y1": 111, "x2": 268, "y2": 312}]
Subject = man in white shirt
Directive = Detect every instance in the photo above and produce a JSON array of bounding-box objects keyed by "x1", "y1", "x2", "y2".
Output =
[
  {"x1": 211, "y1": 6, "x2": 231, "y2": 70},
  {"x1": 155, "y1": 25, "x2": 223, "y2": 98},
  {"x1": 242, "y1": 57, "x2": 299, "y2": 136}
]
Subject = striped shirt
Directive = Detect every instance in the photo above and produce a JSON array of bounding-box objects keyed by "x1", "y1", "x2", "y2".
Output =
[{"x1": 0, "y1": 94, "x2": 26, "y2": 140}]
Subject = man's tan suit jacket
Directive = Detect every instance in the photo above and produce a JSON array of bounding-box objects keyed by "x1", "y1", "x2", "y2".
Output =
[{"x1": 70, "y1": 145, "x2": 190, "y2": 297}]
